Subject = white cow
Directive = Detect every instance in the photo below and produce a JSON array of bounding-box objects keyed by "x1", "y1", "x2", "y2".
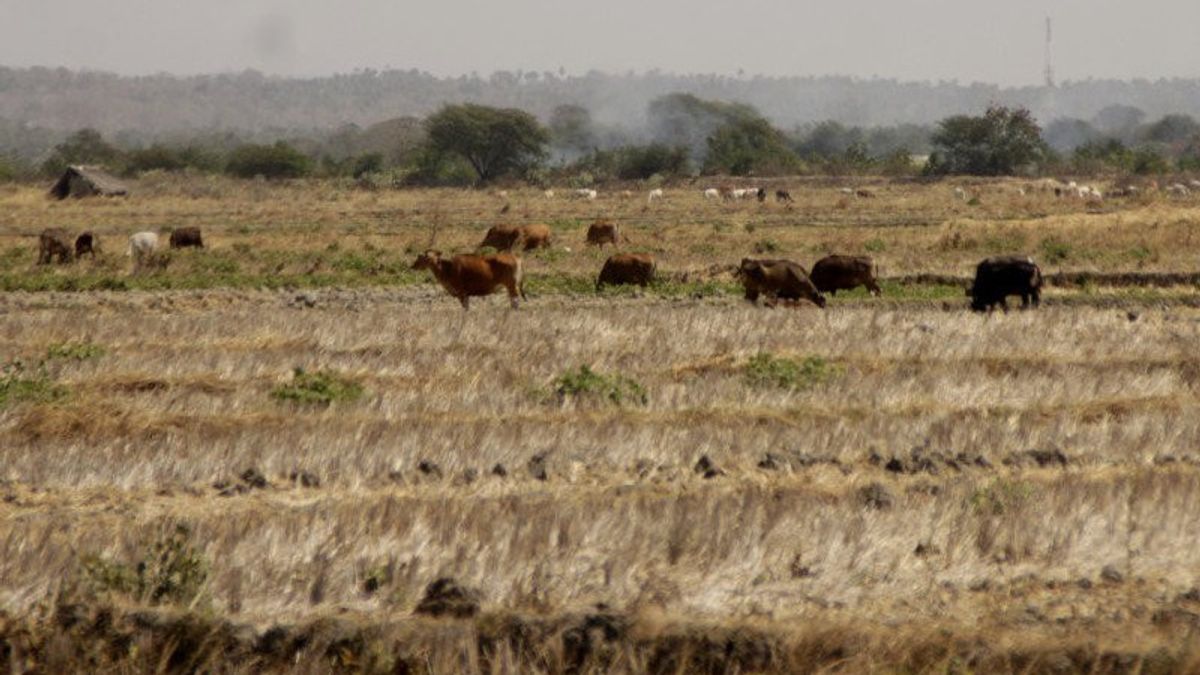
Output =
[
  {"x1": 953, "y1": 187, "x2": 968, "y2": 201},
  {"x1": 1167, "y1": 183, "x2": 1191, "y2": 197},
  {"x1": 703, "y1": 188, "x2": 720, "y2": 200},
  {"x1": 573, "y1": 188, "x2": 598, "y2": 200},
  {"x1": 126, "y1": 231, "x2": 159, "y2": 272},
  {"x1": 647, "y1": 188, "x2": 664, "y2": 203},
  {"x1": 543, "y1": 189, "x2": 555, "y2": 199}
]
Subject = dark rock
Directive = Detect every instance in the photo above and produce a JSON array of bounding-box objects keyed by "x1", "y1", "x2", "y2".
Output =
[
  {"x1": 1077, "y1": 578, "x2": 1093, "y2": 590},
  {"x1": 527, "y1": 454, "x2": 549, "y2": 481},
  {"x1": 1177, "y1": 588, "x2": 1200, "y2": 603},
  {"x1": 240, "y1": 468, "x2": 268, "y2": 489},
  {"x1": 460, "y1": 468, "x2": 479, "y2": 484},
  {"x1": 757, "y1": 453, "x2": 784, "y2": 471},
  {"x1": 694, "y1": 455, "x2": 723, "y2": 479},
  {"x1": 417, "y1": 460, "x2": 442, "y2": 479},
  {"x1": 859, "y1": 482, "x2": 894, "y2": 510},
  {"x1": 914, "y1": 542, "x2": 940, "y2": 557},
  {"x1": 1004, "y1": 448, "x2": 1070, "y2": 468},
  {"x1": 414, "y1": 577, "x2": 481, "y2": 618},
  {"x1": 1127, "y1": 311, "x2": 1140, "y2": 322},
  {"x1": 288, "y1": 471, "x2": 320, "y2": 488},
  {"x1": 491, "y1": 463, "x2": 508, "y2": 478},
  {"x1": 1101, "y1": 565, "x2": 1125, "y2": 584},
  {"x1": 968, "y1": 579, "x2": 992, "y2": 592}
]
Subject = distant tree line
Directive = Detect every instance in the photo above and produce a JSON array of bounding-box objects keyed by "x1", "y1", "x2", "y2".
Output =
[{"x1": 4, "y1": 94, "x2": 1200, "y2": 184}]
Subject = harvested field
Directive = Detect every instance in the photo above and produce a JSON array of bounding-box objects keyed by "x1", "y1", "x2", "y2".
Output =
[{"x1": 2, "y1": 176, "x2": 1200, "y2": 672}]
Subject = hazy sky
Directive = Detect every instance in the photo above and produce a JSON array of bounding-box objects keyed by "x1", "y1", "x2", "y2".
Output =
[{"x1": 1, "y1": 0, "x2": 1197, "y2": 86}]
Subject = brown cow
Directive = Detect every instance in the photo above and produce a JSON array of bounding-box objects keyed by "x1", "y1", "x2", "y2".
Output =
[
  {"x1": 810, "y1": 255, "x2": 881, "y2": 296},
  {"x1": 412, "y1": 250, "x2": 525, "y2": 310},
  {"x1": 480, "y1": 224, "x2": 551, "y2": 251},
  {"x1": 586, "y1": 221, "x2": 622, "y2": 247},
  {"x1": 38, "y1": 228, "x2": 73, "y2": 264},
  {"x1": 74, "y1": 231, "x2": 98, "y2": 260},
  {"x1": 738, "y1": 258, "x2": 826, "y2": 308},
  {"x1": 775, "y1": 189, "x2": 794, "y2": 203},
  {"x1": 169, "y1": 227, "x2": 204, "y2": 249},
  {"x1": 596, "y1": 254, "x2": 655, "y2": 290}
]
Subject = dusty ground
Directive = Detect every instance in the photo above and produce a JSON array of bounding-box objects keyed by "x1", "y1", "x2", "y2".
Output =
[{"x1": 2, "y1": 176, "x2": 1200, "y2": 672}]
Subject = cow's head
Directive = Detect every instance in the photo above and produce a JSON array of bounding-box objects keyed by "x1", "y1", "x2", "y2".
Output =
[
  {"x1": 812, "y1": 292, "x2": 828, "y2": 308},
  {"x1": 412, "y1": 250, "x2": 442, "y2": 271}
]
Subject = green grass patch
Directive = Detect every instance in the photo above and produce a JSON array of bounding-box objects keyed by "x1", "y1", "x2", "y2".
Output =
[
  {"x1": 551, "y1": 365, "x2": 647, "y2": 406},
  {"x1": 271, "y1": 367, "x2": 365, "y2": 406},
  {"x1": 0, "y1": 361, "x2": 68, "y2": 408},
  {"x1": 743, "y1": 353, "x2": 840, "y2": 391},
  {"x1": 1040, "y1": 237, "x2": 1072, "y2": 264},
  {"x1": 46, "y1": 341, "x2": 106, "y2": 362},
  {"x1": 863, "y1": 238, "x2": 887, "y2": 253},
  {"x1": 970, "y1": 479, "x2": 1036, "y2": 516},
  {"x1": 81, "y1": 524, "x2": 208, "y2": 607}
]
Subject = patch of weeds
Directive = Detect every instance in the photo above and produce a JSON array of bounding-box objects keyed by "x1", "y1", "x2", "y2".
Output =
[
  {"x1": 967, "y1": 197, "x2": 982, "y2": 206},
  {"x1": 46, "y1": 341, "x2": 106, "y2": 362},
  {"x1": 271, "y1": 367, "x2": 364, "y2": 406},
  {"x1": 1128, "y1": 245, "x2": 1154, "y2": 263},
  {"x1": 81, "y1": 524, "x2": 208, "y2": 607},
  {"x1": 0, "y1": 360, "x2": 68, "y2": 407},
  {"x1": 1040, "y1": 237, "x2": 1072, "y2": 264},
  {"x1": 551, "y1": 365, "x2": 647, "y2": 406},
  {"x1": 970, "y1": 479, "x2": 1036, "y2": 516},
  {"x1": 533, "y1": 247, "x2": 567, "y2": 263},
  {"x1": 753, "y1": 239, "x2": 780, "y2": 254},
  {"x1": 743, "y1": 353, "x2": 839, "y2": 391},
  {"x1": 864, "y1": 238, "x2": 887, "y2": 253}
]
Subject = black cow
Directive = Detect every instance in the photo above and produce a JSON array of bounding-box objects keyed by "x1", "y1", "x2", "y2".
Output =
[
  {"x1": 969, "y1": 256, "x2": 1042, "y2": 312},
  {"x1": 169, "y1": 227, "x2": 204, "y2": 249}
]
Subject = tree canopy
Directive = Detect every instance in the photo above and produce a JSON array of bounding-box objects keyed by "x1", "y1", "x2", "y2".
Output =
[
  {"x1": 925, "y1": 106, "x2": 1046, "y2": 176},
  {"x1": 424, "y1": 104, "x2": 548, "y2": 183}
]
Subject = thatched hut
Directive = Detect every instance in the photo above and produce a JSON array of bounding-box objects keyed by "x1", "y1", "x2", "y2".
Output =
[{"x1": 49, "y1": 166, "x2": 128, "y2": 200}]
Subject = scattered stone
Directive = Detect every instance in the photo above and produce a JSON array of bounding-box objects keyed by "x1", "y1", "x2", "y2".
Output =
[
  {"x1": 387, "y1": 470, "x2": 405, "y2": 484},
  {"x1": 490, "y1": 463, "x2": 508, "y2": 478},
  {"x1": 1077, "y1": 578, "x2": 1093, "y2": 590},
  {"x1": 413, "y1": 578, "x2": 481, "y2": 618},
  {"x1": 459, "y1": 468, "x2": 479, "y2": 484},
  {"x1": 417, "y1": 460, "x2": 443, "y2": 479},
  {"x1": 789, "y1": 555, "x2": 815, "y2": 579},
  {"x1": 240, "y1": 468, "x2": 268, "y2": 489},
  {"x1": 1101, "y1": 565, "x2": 1125, "y2": 584},
  {"x1": 288, "y1": 470, "x2": 320, "y2": 488},
  {"x1": 213, "y1": 480, "x2": 247, "y2": 497},
  {"x1": 859, "y1": 482, "x2": 894, "y2": 510},
  {"x1": 293, "y1": 292, "x2": 317, "y2": 308},
  {"x1": 1127, "y1": 311, "x2": 1140, "y2": 322},
  {"x1": 757, "y1": 453, "x2": 785, "y2": 471},
  {"x1": 693, "y1": 455, "x2": 723, "y2": 479},
  {"x1": 968, "y1": 579, "x2": 992, "y2": 592},
  {"x1": 1177, "y1": 588, "x2": 1200, "y2": 603},
  {"x1": 914, "y1": 542, "x2": 940, "y2": 557},
  {"x1": 527, "y1": 453, "x2": 549, "y2": 481},
  {"x1": 1004, "y1": 448, "x2": 1070, "y2": 469}
]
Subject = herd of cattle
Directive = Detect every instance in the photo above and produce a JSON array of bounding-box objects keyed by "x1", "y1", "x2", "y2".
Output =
[{"x1": 31, "y1": 220, "x2": 1043, "y2": 312}]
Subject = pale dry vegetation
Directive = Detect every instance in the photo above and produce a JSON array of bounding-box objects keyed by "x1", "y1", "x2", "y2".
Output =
[{"x1": 2, "y1": 176, "x2": 1200, "y2": 672}]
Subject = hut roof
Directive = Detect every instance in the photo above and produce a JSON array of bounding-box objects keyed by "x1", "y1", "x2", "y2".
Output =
[{"x1": 49, "y1": 165, "x2": 129, "y2": 200}]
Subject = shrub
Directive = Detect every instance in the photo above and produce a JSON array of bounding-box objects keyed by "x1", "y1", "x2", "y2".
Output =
[
  {"x1": 46, "y1": 342, "x2": 106, "y2": 362},
  {"x1": 552, "y1": 365, "x2": 647, "y2": 406},
  {"x1": 225, "y1": 141, "x2": 311, "y2": 179},
  {"x1": 925, "y1": 106, "x2": 1047, "y2": 176},
  {"x1": 0, "y1": 359, "x2": 67, "y2": 407},
  {"x1": 1040, "y1": 237, "x2": 1072, "y2": 264},
  {"x1": 970, "y1": 479, "x2": 1036, "y2": 516},
  {"x1": 271, "y1": 367, "x2": 364, "y2": 405},
  {"x1": 81, "y1": 524, "x2": 208, "y2": 606},
  {"x1": 744, "y1": 353, "x2": 838, "y2": 391}
]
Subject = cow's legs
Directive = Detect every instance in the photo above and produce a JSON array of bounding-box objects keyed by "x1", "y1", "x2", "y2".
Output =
[
  {"x1": 867, "y1": 280, "x2": 882, "y2": 296},
  {"x1": 458, "y1": 295, "x2": 470, "y2": 310},
  {"x1": 504, "y1": 281, "x2": 520, "y2": 309}
]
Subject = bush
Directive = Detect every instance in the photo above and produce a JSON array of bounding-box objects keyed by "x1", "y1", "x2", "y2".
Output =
[
  {"x1": 271, "y1": 367, "x2": 364, "y2": 405},
  {"x1": 616, "y1": 144, "x2": 689, "y2": 180},
  {"x1": 123, "y1": 144, "x2": 218, "y2": 175},
  {"x1": 81, "y1": 524, "x2": 208, "y2": 606},
  {"x1": 743, "y1": 353, "x2": 838, "y2": 391},
  {"x1": 552, "y1": 365, "x2": 647, "y2": 406},
  {"x1": 925, "y1": 106, "x2": 1047, "y2": 176},
  {"x1": 225, "y1": 141, "x2": 311, "y2": 179},
  {"x1": 46, "y1": 342, "x2": 106, "y2": 362},
  {"x1": 0, "y1": 359, "x2": 67, "y2": 407}
]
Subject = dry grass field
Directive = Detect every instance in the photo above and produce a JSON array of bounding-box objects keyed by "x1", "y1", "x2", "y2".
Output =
[{"x1": 2, "y1": 175, "x2": 1200, "y2": 672}]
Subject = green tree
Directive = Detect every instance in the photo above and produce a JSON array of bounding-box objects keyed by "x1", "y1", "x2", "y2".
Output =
[
  {"x1": 225, "y1": 141, "x2": 311, "y2": 179},
  {"x1": 424, "y1": 103, "x2": 548, "y2": 183},
  {"x1": 1142, "y1": 114, "x2": 1199, "y2": 145},
  {"x1": 925, "y1": 106, "x2": 1047, "y2": 176},
  {"x1": 703, "y1": 116, "x2": 799, "y2": 176},
  {"x1": 40, "y1": 128, "x2": 121, "y2": 176},
  {"x1": 615, "y1": 143, "x2": 689, "y2": 180}
]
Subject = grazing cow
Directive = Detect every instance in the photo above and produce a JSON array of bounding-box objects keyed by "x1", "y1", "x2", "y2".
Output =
[
  {"x1": 810, "y1": 255, "x2": 881, "y2": 296},
  {"x1": 543, "y1": 189, "x2": 555, "y2": 199},
  {"x1": 412, "y1": 250, "x2": 525, "y2": 310},
  {"x1": 732, "y1": 188, "x2": 748, "y2": 199},
  {"x1": 126, "y1": 231, "x2": 160, "y2": 271},
  {"x1": 756, "y1": 188, "x2": 767, "y2": 203},
  {"x1": 703, "y1": 188, "x2": 720, "y2": 200},
  {"x1": 74, "y1": 231, "x2": 97, "y2": 260},
  {"x1": 855, "y1": 189, "x2": 875, "y2": 199},
  {"x1": 38, "y1": 228, "x2": 73, "y2": 264},
  {"x1": 737, "y1": 258, "x2": 826, "y2": 308},
  {"x1": 953, "y1": 187, "x2": 968, "y2": 201},
  {"x1": 775, "y1": 189, "x2": 793, "y2": 203},
  {"x1": 596, "y1": 253, "x2": 656, "y2": 290},
  {"x1": 480, "y1": 224, "x2": 550, "y2": 251},
  {"x1": 169, "y1": 226, "x2": 204, "y2": 249},
  {"x1": 838, "y1": 187, "x2": 855, "y2": 196},
  {"x1": 586, "y1": 221, "x2": 622, "y2": 247},
  {"x1": 969, "y1": 256, "x2": 1042, "y2": 312},
  {"x1": 647, "y1": 188, "x2": 664, "y2": 203},
  {"x1": 518, "y1": 223, "x2": 552, "y2": 250},
  {"x1": 573, "y1": 188, "x2": 598, "y2": 201},
  {"x1": 1167, "y1": 183, "x2": 1191, "y2": 197},
  {"x1": 1190, "y1": 180, "x2": 1200, "y2": 190}
]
